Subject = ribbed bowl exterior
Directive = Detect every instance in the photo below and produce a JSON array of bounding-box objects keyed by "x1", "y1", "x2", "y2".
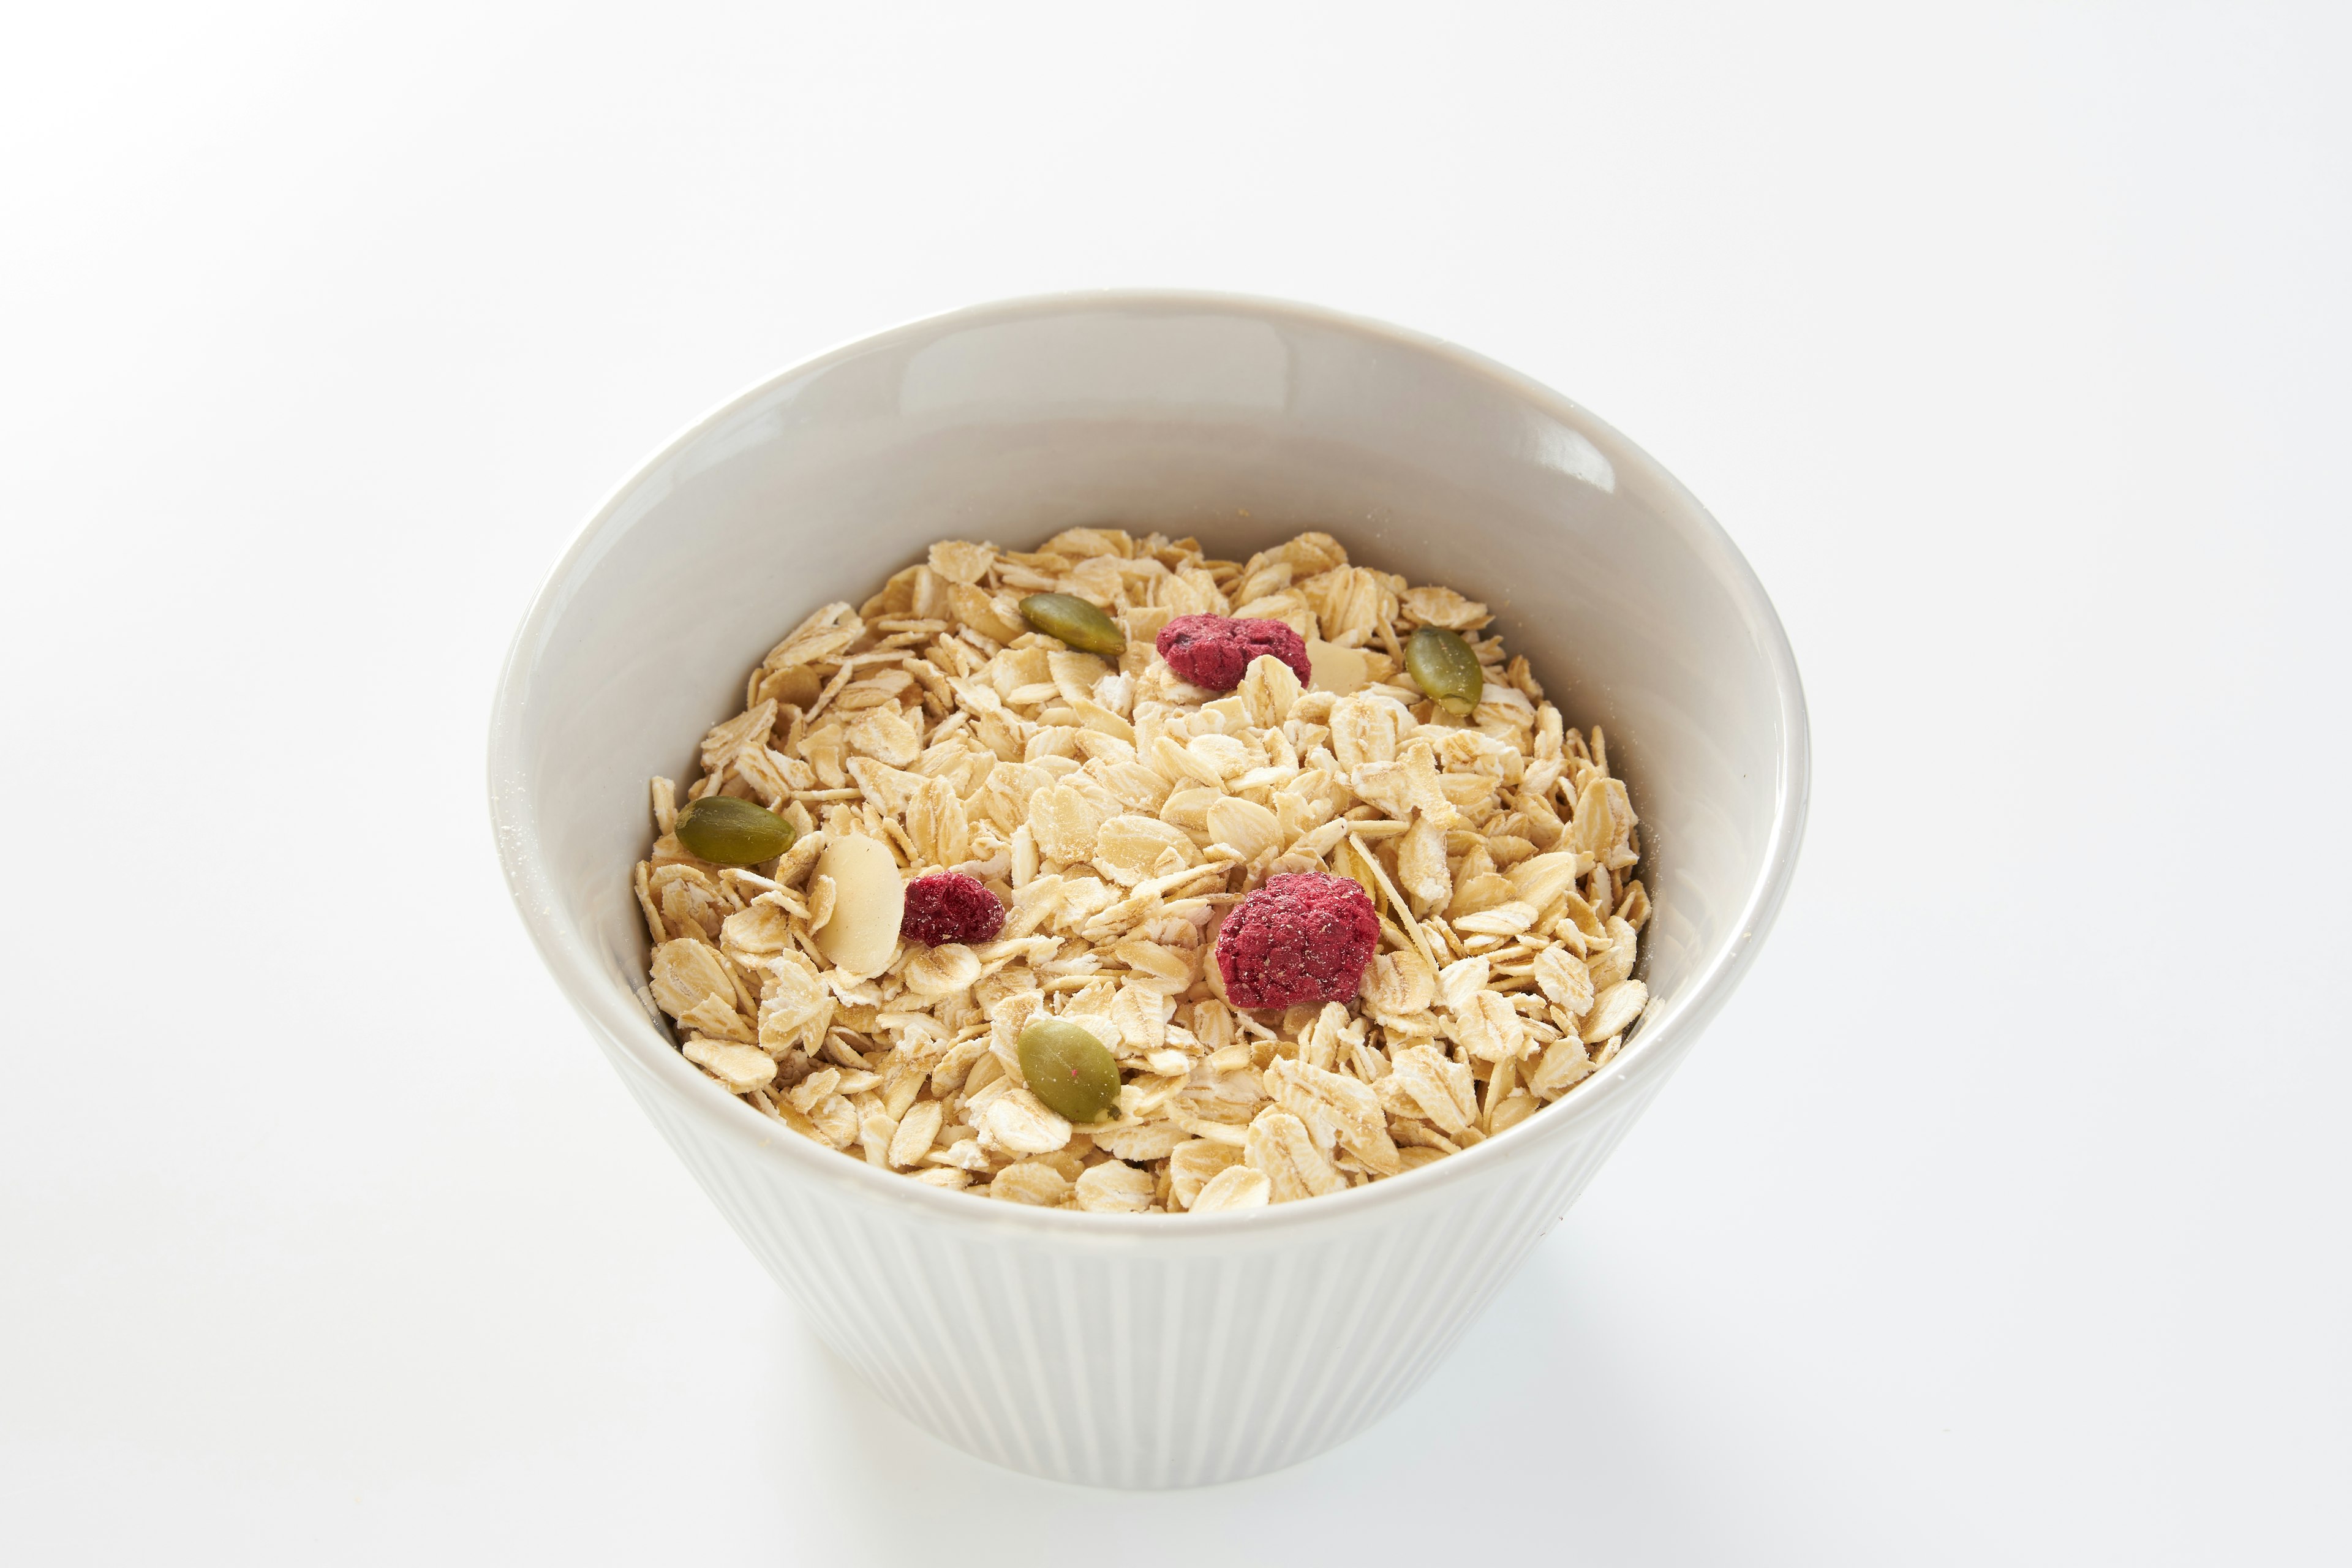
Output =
[
  {"x1": 490, "y1": 295, "x2": 1809, "y2": 1492},
  {"x1": 604, "y1": 1022, "x2": 1687, "y2": 1488}
]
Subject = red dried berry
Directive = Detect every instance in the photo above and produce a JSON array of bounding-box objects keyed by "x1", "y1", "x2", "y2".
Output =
[
  {"x1": 899, "y1": 872, "x2": 1005, "y2": 946},
  {"x1": 1214, "y1": 872, "x2": 1381, "y2": 1009},
  {"x1": 1155, "y1": 614, "x2": 1314, "y2": 692}
]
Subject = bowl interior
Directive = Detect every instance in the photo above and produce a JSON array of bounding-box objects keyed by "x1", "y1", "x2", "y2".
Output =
[{"x1": 494, "y1": 294, "x2": 1805, "y2": 1160}]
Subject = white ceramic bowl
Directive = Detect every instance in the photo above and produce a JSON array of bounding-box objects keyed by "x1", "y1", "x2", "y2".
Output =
[{"x1": 488, "y1": 292, "x2": 1808, "y2": 1488}]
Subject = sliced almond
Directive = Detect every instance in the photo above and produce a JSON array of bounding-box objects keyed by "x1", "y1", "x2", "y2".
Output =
[
  {"x1": 810, "y1": 835, "x2": 904, "y2": 976},
  {"x1": 1306, "y1": 638, "x2": 1370, "y2": 696}
]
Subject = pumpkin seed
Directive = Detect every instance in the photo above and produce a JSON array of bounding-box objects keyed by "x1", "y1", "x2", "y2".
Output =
[
  {"x1": 1019, "y1": 592, "x2": 1125, "y2": 657},
  {"x1": 1404, "y1": 626, "x2": 1483, "y2": 717},
  {"x1": 1016, "y1": 1018, "x2": 1121, "y2": 1123},
  {"x1": 674, "y1": 795, "x2": 796, "y2": 865}
]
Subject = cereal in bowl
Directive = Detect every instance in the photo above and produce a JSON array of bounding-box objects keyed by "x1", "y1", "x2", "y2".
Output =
[{"x1": 630, "y1": 530, "x2": 1649, "y2": 1212}]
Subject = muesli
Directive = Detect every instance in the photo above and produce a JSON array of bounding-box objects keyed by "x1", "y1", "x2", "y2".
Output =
[{"x1": 631, "y1": 530, "x2": 1649, "y2": 1212}]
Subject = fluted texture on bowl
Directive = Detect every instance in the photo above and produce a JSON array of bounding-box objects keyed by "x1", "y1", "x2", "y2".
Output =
[
  {"x1": 613, "y1": 1036, "x2": 1682, "y2": 1488},
  {"x1": 490, "y1": 295, "x2": 1807, "y2": 1491}
]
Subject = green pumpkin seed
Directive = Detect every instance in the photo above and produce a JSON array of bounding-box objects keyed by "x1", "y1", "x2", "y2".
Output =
[
  {"x1": 674, "y1": 795, "x2": 796, "y2": 867},
  {"x1": 1019, "y1": 592, "x2": 1126, "y2": 657},
  {"x1": 1017, "y1": 1018, "x2": 1122, "y2": 1123},
  {"x1": 1404, "y1": 626, "x2": 1485, "y2": 717}
]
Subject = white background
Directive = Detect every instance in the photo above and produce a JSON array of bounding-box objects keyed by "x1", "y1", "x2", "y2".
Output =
[{"x1": 4, "y1": 4, "x2": 2346, "y2": 1563}]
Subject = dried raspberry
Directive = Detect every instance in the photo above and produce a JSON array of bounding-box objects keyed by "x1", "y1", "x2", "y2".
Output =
[
  {"x1": 1155, "y1": 615, "x2": 1313, "y2": 692},
  {"x1": 898, "y1": 872, "x2": 1005, "y2": 946},
  {"x1": 1214, "y1": 872, "x2": 1380, "y2": 1009}
]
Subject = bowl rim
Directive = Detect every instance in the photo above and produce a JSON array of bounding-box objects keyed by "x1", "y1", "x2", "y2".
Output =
[{"x1": 487, "y1": 287, "x2": 1811, "y2": 1239}]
